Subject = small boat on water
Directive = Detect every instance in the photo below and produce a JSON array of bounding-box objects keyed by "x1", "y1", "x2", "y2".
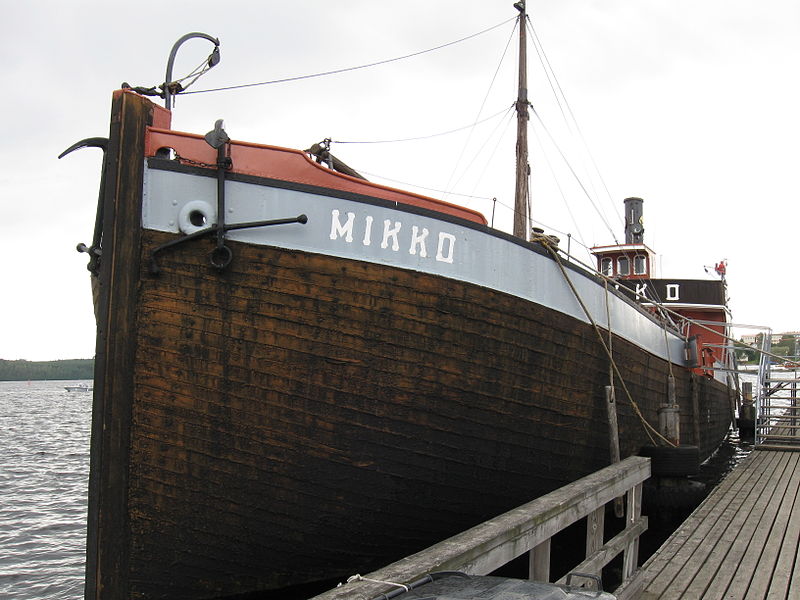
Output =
[
  {"x1": 64, "y1": 383, "x2": 92, "y2": 392},
  {"x1": 66, "y1": 4, "x2": 737, "y2": 599}
]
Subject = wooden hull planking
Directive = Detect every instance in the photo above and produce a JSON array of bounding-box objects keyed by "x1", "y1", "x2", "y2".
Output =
[{"x1": 84, "y1": 90, "x2": 732, "y2": 599}]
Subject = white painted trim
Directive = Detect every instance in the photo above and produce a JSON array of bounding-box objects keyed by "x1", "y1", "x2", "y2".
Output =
[{"x1": 141, "y1": 164, "x2": 689, "y2": 366}]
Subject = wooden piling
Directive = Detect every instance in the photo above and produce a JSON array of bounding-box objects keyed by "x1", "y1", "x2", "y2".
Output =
[
  {"x1": 739, "y1": 382, "x2": 755, "y2": 435},
  {"x1": 606, "y1": 385, "x2": 625, "y2": 518}
]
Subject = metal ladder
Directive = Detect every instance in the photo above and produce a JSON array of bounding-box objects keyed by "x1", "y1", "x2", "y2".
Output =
[{"x1": 755, "y1": 334, "x2": 800, "y2": 450}]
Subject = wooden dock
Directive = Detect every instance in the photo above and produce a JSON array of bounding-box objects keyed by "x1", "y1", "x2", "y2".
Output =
[{"x1": 628, "y1": 446, "x2": 800, "y2": 599}]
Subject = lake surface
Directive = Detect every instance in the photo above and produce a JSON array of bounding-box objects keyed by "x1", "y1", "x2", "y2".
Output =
[{"x1": 0, "y1": 380, "x2": 91, "y2": 600}]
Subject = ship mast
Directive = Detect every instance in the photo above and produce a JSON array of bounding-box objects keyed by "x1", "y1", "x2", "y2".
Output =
[{"x1": 512, "y1": 1, "x2": 530, "y2": 240}]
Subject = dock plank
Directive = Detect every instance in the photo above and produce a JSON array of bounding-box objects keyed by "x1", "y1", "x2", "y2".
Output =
[
  {"x1": 638, "y1": 452, "x2": 758, "y2": 583},
  {"x1": 653, "y1": 451, "x2": 782, "y2": 600},
  {"x1": 661, "y1": 454, "x2": 780, "y2": 600},
  {"x1": 695, "y1": 452, "x2": 793, "y2": 599},
  {"x1": 768, "y1": 481, "x2": 800, "y2": 599},
  {"x1": 633, "y1": 445, "x2": 800, "y2": 599},
  {"x1": 745, "y1": 453, "x2": 800, "y2": 599},
  {"x1": 638, "y1": 451, "x2": 777, "y2": 598},
  {"x1": 787, "y1": 534, "x2": 800, "y2": 600}
]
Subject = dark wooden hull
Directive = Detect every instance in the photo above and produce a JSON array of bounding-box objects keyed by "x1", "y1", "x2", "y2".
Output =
[{"x1": 85, "y1": 91, "x2": 732, "y2": 599}]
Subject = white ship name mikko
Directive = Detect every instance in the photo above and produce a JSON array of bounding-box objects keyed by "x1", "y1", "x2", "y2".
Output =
[{"x1": 329, "y1": 209, "x2": 456, "y2": 264}]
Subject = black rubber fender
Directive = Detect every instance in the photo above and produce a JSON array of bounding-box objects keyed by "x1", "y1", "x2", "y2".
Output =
[{"x1": 638, "y1": 444, "x2": 700, "y2": 477}]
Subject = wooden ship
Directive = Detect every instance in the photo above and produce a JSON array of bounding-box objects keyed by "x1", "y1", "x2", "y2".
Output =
[{"x1": 67, "y1": 5, "x2": 736, "y2": 599}]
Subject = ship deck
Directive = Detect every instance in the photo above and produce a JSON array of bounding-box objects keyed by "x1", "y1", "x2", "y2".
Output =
[{"x1": 632, "y1": 442, "x2": 800, "y2": 599}]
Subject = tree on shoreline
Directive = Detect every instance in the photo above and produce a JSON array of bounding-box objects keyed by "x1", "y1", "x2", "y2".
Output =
[{"x1": 0, "y1": 359, "x2": 94, "y2": 381}]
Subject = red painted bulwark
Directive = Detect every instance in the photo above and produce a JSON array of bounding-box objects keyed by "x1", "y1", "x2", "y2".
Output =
[{"x1": 143, "y1": 119, "x2": 487, "y2": 226}]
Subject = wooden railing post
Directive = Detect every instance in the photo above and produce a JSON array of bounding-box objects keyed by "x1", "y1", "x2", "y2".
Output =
[
  {"x1": 586, "y1": 506, "x2": 605, "y2": 575},
  {"x1": 606, "y1": 386, "x2": 625, "y2": 518},
  {"x1": 623, "y1": 482, "x2": 643, "y2": 579},
  {"x1": 530, "y1": 538, "x2": 551, "y2": 582}
]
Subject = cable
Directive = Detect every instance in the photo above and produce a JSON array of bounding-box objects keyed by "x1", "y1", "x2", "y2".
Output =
[
  {"x1": 441, "y1": 17, "x2": 518, "y2": 199},
  {"x1": 466, "y1": 107, "x2": 517, "y2": 197},
  {"x1": 331, "y1": 107, "x2": 511, "y2": 145},
  {"x1": 355, "y1": 169, "x2": 494, "y2": 202},
  {"x1": 526, "y1": 17, "x2": 622, "y2": 232},
  {"x1": 529, "y1": 105, "x2": 618, "y2": 242},
  {"x1": 184, "y1": 17, "x2": 516, "y2": 96},
  {"x1": 529, "y1": 122, "x2": 586, "y2": 244}
]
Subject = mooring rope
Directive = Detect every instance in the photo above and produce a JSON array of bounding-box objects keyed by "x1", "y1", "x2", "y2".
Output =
[
  {"x1": 531, "y1": 233, "x2": 674, "y2": 447},
  {"x1": 345, "y1": 574, "x2": 409, "y2": 592},
  {"x1": 603, "y1": 278, "x2": 614, "y2": 393}
]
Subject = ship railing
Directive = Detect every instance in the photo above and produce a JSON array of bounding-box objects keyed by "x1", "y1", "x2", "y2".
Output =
[{"x1": 310, "y1": 456, "x2": 651, "y2": 600}]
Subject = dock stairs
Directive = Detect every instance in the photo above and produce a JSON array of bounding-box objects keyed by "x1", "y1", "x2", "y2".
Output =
[{"x1": 751, "y1": 333, "x2": 800, "y2": 451}]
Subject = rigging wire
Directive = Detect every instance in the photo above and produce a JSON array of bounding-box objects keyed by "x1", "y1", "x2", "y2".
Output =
[
  {"x1": 526, "y1": 19, "x2": 603, "y2": 228},
  {"x1": 525, "y1": 17, "x2": 623, "y2": 237},
  {"x1": 526, "y1": 17, "x2": 604, "y2": 209},
  {"x1": 184, "y1": 17, "x2": 516, "y2": 96},
  {"x1": 331, "y1": 106, "x2": 511, "y2": 145},
  {"x1": 169, "y1": 10, "x2": 627, "y2": 255},
  {"x1": 447, "y1": 105, "x2": 517, "y2": 201},
  {"x1": 441, "y1": 17, "x2": 519, "y2": 200},
  {"x1": 174, "y1": 56, "x2": 217, "y2": 90},
  {"x1": 529, "y1": 125, "x2": 586, "y2": 245},
  {"x1": 328, "y1": 19, "x2": 518, "y2": 210},
  {"x1": 354, "y1": 169, "x2": 495, "y2": 202},
  {"x1": 529, "y1": 105, "x2": 618, "y2": 242},
  {"x1": 326, "y1": 106, "x2": 512, "y2": 213},
  {"x1": 466, "y1": 107, "x2": 517, "y2": 197}
]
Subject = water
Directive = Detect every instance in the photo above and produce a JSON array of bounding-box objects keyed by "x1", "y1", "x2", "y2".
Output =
[{"x1": 0, "y1": 380, "x2": 92, "y2": 600}]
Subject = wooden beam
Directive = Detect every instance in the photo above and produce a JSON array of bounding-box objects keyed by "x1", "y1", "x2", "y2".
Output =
[
  {"x1": 605, "y1": 385, "x2": 624, "y2": 518},
  {"x1": 85, "y1": 90, "x2": 152, "y2": 600},
  {"x1": 623, "y1": 482, "x2": 643, "y2": 580},
  {"x1": 556, "y1": 517, "x2": 647, "y2": 585},
  {"x1": 586, "y1": 506, "x2": 605, "y2": 562},
  {"x1": 530, "y1": 538, "x2": 550, "y2": 582}
]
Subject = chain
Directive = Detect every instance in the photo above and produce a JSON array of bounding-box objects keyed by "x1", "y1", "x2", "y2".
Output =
[{"x1": 173, "y1": 152, "x2": 231, "y2": 170}]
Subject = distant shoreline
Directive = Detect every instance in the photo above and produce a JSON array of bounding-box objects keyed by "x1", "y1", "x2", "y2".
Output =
[{"x1": 0, "y1": 358, "x2": 94, "y2": 381}]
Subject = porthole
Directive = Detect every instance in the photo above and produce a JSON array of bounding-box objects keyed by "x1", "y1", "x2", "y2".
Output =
[
  {"x1": 178, "y1": 200, "x2": 216, "y2": 235},
  {"x1": 155, "y1": 146, "x2": 176, "y2": 160}
]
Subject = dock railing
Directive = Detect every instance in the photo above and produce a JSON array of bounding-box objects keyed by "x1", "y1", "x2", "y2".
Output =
[
  {"x1": 733, "y1": 324, "x2": 800, "y2": 450},
  {"x1": 309, "y1": 456, "x2": 651, "y2": 600}
]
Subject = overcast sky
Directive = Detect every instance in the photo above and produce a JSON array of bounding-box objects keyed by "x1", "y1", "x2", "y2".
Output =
[{"x1": 2, "y1": 0, "x2": 798, "y2": 361}]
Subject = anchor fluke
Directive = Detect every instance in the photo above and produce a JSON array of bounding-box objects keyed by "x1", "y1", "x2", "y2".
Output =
[{"x1": 58, "y1": 137, "x2": 109, "y2": 159}]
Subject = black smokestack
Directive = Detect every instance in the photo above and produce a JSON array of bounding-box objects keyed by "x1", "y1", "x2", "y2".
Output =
[{"x1": 624, "y1": 197, "x2": 644, "y2": 244}]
